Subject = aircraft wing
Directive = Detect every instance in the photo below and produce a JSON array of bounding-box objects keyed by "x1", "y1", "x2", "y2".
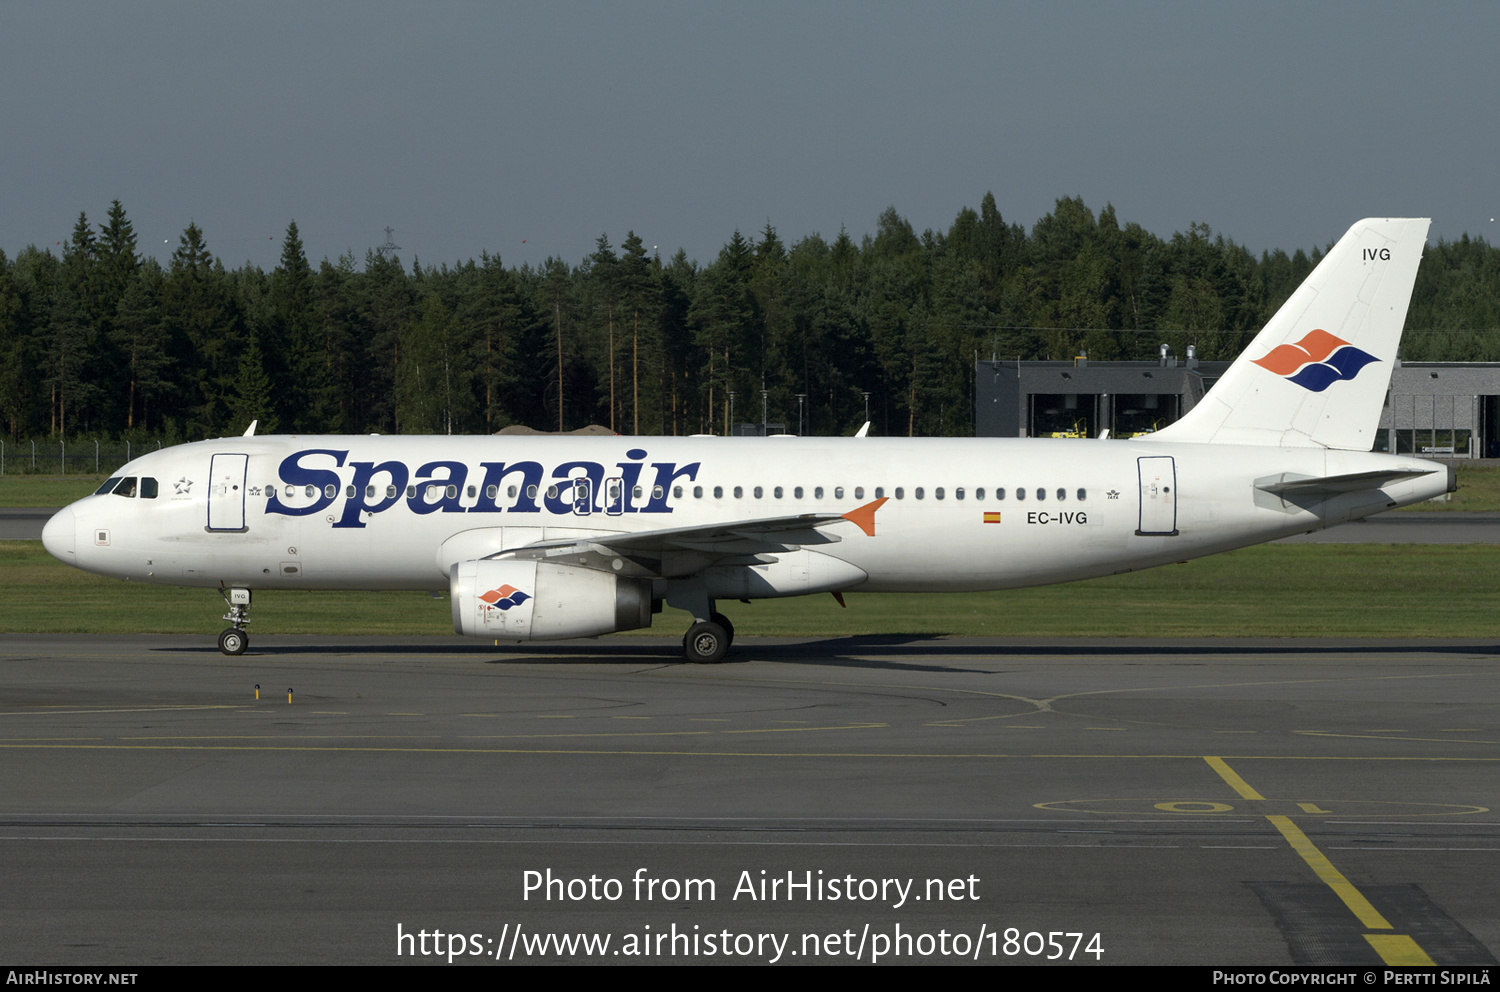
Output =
[{"x1": 493, "y1": 498, "x2": 889, "y2": 577}]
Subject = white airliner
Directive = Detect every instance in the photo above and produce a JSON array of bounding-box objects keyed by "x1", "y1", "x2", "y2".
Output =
[{"x1": 42, "y1": 218, "x2": 1450, "y2": 662}]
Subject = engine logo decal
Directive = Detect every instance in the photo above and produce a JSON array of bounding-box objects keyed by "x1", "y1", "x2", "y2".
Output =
[{"x1": 479, "y1": 584, "x2": 531, "y2": 610}]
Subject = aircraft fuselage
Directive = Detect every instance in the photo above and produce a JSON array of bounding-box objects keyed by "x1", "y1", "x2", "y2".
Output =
[{"x1": 43, "y1": 434, "x2": 1451, "y2": 595}]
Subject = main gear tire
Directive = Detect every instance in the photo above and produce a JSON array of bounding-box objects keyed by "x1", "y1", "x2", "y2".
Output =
[{"x1": 683, "y1": 621, "x2": 729, "y2": 664}]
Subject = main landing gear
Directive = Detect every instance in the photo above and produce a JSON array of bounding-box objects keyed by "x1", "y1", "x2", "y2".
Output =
[
  {"x1": 682, "y1": 611, "x2": 734, "y2": 664},
  {"x1": 217, "y1": 587, "x2": 251, "y2": 656}
]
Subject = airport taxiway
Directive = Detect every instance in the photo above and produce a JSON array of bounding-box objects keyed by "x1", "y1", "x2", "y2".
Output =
[{"x1": 0, "y1": 633, "x2": 1495, "y2": 965}]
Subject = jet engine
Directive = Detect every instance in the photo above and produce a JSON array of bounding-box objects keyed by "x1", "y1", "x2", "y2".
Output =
[{"x1": 450, "y1": 558, "x2": 653, "y2": 640}]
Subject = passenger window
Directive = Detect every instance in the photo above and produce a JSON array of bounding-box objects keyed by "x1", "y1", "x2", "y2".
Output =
[
  {"x1": 306, "y1": 485, "x2": 316, "y2": 498},
  {"x1": 508, "y1": 486, "x2": 518, "y2": 498},
  {"x1": 753, "y1": 486, "x2": 763, "y2": 499},
  {"x1": 693, "y1": 486, "x2": 703, "y2": 498},
  {"x1": 545, "y1": 485, "x2": 557, "y2": 499},
  {"x1": 895, "y1": 487, "x2": 904, "y2": 499},
  {"x1": 467, "y1": 485, "x2": 476, "y2": 498},
  {"x1": 95, "y1": 477, "x2": 122, "y2": 495},
  {"x1": 1057, "y1": 488, "x2": 1066, "y2": 501},
  {"x1": 955, "y1": 488, "x2": 964, "y2": 500},
  {"x1": 140, "y1": 477, "x2": 158, "y2": 499},
  {"x1": 446, "y1": 485, "x2": 457, "y2": 499},
  {"x1": 976, "y1": 488, "x2": 985, "y2": 501},
  {"x1": 773, "y1": 486, "x2": 783, "y2": 499},
  {"x1": 714, "y1": 486, "x2": 724, "y2": 498},
  {"x1": 1077, "y1": 488, "x2": 1087, "y2": 501},
  {"x1": 365, "y1": 485, "x2": 375, "y2": 499},
  {"x1": 835, "y1": 487, "x2": 844, "y2": 499},
  {"x1": 1036, "y1": 488, "x2": 1046, "y2": 501},
  {"x1": 674, "y1": 485, "x2": 684, "y2": 498},
  {"x1": 651, "y1": 485, "x2": 663, "y2": 500},
  {"x1": 915, "y1": 487, "x2": 925, "y2": 499},
  {"x1": 935, "y1": 487, "x2": 945, "y2": 500},
  {"x1": 633, "y1": 486, "x2": 643, "y2": 499},
  {"x1": 854, "y1": 487, "x2": 864, "y2": 499},
  {"x1": 346, "y1": 485, "x2": 355, "y2": 498},
  {"x1": 486, "y1": 485, "x2": 497, "y2": 499},
  {"x1": 324, "y1": 484, "x2": 336, "y2": 499},
  {"x1": 526, "y1": 485, "x2": 538, "y2": 499},
  {"x1": 794, "y1": 486, "x2": 804, "y2": 499},
  {"x1": 406, "y1": 486, "x2": 416, "y2": 498},
  {"x1": 388, "y1": 485, "x2": 398, "y2": 499},
  {"x1": 734, "y1": 486, "x2": 743, "y2": 498},
  {"x1": 815, "y1": 486, "x2": 824, "y2": 499},
  {"x1": 1016, "y1": 488, "x2": 1025, "y2": 501},
  {"x1": 875, "y1": 487, "x2": 885, "y2": 498},
  {"x1": 114, "y1": 477, "x2": 137, "y2": 498},
  {"x1": 996, "y1": 488, "x2": 1005, "y2": 500}
]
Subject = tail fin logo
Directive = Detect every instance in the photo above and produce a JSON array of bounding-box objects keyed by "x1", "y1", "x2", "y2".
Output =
[
  {"x1": 1252, "y1": 329, "x2": 1379, "y2": 392},
  {"x1": 479, "y1": 584, "x2": 531, "y2": 610}
]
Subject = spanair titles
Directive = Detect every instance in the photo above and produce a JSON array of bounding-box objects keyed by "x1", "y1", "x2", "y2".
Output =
[{"x1": 263, "y1": 446, "x2": 700, "y2": 527}]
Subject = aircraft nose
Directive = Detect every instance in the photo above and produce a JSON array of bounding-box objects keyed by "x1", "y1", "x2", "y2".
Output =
[{"x1": 41, "y1": 505, "x2": 77, "y2": 563}]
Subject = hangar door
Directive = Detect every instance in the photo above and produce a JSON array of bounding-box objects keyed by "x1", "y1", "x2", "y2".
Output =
[{"x1": 1136, "y1": 455, "x2": 1178, "y2": 536}]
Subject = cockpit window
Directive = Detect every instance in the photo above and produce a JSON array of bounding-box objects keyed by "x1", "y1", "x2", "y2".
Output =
[
  {"x1": 141, "y1": 477, "x2": 158, "y2": 499},
  {"x1": 95, "y1": 477, "x2": 122, "y2": 496},
  {"x1": 114, "y1": 477, "x2": 138, "y2": 498}
]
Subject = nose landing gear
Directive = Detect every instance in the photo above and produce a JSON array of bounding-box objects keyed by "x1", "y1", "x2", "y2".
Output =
[{"x1": 217, "y1": 586, "x2": 251, "y2": 655}]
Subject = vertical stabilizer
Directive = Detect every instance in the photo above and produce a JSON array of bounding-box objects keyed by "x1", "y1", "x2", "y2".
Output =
[{"x1": 1148, "y1": 217, "x2": 1429, "y2": 450}]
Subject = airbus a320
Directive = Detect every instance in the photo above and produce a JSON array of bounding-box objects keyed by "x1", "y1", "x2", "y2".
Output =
[{"x1": 42, "y1": 218, "x2": 1450, "y2": 662}]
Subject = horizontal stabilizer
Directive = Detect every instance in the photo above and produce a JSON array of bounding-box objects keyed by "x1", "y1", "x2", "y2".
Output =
[{"x1": 1255, "y1": 468, "x2": 1431, "y2": 497}]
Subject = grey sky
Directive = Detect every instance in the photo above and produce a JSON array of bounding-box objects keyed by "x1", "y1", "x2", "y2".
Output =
[{"x1": 3, "y1": 1, "x2": 1495, "y2": 272}]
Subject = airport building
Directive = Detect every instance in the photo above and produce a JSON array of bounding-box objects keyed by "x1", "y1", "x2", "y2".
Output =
[{"x1": 975, "y1": 350, "x2": 1500, "y2": 457}]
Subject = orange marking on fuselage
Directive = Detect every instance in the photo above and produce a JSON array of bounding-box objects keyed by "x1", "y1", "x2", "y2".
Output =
[{"x1": 841, "y1": 496, "x2": 889, "y2": 537}]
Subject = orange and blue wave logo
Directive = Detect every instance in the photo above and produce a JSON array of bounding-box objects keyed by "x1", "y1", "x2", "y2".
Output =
[
  {"x1": 479, "y1": 584, "x2": 530, "y2": 610},
  {"x1": 1251, "y1": 329, "x2": 1378, "y2": 392}
]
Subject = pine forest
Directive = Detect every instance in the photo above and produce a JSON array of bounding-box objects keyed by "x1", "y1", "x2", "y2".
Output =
[{"x1": 4, "y1": 195, "x2": 1499, "y2": 449}]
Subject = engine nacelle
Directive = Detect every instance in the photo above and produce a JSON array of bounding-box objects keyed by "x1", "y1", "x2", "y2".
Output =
[{"x1": 450, "y1": 559, "x2": 653, "y2": 641}]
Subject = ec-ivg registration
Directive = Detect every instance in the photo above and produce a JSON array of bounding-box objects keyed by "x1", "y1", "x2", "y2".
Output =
[{"x1": 395, "y1": 868, "x2": 1104, "y2": 963}]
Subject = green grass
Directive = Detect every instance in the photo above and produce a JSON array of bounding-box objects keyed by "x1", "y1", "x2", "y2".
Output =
[
  {"x1": 1395, "y1": 463, "x2": 1500, "y2": 512},
  {"x1": 4, "y1": 541, "x2": 1497, "y2": 639},
  {"x1": 0, "y1": 475, "x2": 108, "y2": 507}
]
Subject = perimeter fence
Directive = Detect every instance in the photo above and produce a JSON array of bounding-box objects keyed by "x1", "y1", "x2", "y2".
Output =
[{"x1": 0, "y1": 438, "x2": 169, "y2": 476}]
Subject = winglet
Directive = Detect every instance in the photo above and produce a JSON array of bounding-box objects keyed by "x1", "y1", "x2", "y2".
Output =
[{"x1": 841, "y1": 496, "x2": 889, "y2": 537}]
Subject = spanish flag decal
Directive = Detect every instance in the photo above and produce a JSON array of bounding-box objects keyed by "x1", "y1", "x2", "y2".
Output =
[{"x1": 983, "y1": 511, "x2": 1002, "y2": 524}]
